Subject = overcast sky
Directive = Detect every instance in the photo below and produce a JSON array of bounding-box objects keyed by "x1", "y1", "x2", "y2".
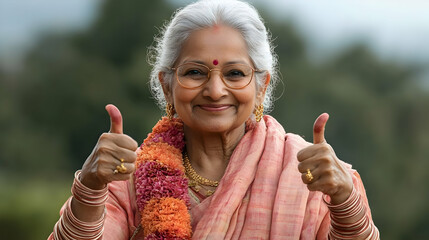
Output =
[
  {"x1": 1, "y1": 0, "x2": 429, "y2": 69},
  {"x1": 254, "y1": 0, "x2": 429, "y2": 64}
]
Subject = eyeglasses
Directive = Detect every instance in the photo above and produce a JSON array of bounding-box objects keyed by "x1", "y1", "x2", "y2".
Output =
[{"x1": 171, "y1": 62, "x2": 264, "y2": 89}]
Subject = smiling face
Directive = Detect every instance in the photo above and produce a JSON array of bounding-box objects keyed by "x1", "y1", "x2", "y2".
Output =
[{"x1": 161, "y1": 25, "x2": 268, "y2": 134}]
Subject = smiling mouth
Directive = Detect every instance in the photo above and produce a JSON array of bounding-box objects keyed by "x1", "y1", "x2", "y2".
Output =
[{"x1": 198, "y1": 104, "x2": 232, "y2": 112}]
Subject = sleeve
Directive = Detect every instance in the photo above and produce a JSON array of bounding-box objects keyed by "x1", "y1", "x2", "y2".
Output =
[{"x1": 103, "y1": 180, "x2": 137, "y2": 239}]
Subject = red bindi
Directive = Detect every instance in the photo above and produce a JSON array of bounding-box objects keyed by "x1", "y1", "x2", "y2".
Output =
[{"x1": 213, "y1": 59, "x2": 219, "y2": 65}]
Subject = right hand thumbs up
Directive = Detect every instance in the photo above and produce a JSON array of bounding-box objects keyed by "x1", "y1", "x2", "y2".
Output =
[
  {"x1": 106, "y1": 104, "x2": 123, "y2": 134},
  {"x1": 80, "y1": 104, "x2": 138, "y2": 190}
]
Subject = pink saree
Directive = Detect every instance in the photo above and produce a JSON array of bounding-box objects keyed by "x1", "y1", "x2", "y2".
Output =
[
  {"x1": 191, "y1": 115, "x2": 330, "y2": 239},
  {"x1": 50, "y1": 115, "x2": 373, "y2": 239},
  {"x1": 189, "y1": 115, "x2": 372, "y2": 239}
]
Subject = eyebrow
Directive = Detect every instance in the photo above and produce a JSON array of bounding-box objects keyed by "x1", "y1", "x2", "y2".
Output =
[{"x1": 182, "y1": 60, "x2": 249, "y2": 65}]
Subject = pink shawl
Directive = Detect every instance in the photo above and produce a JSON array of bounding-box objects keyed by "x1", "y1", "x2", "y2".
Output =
[{"x1": 190, "y1": 115, "x2": 370, "y2": 239}]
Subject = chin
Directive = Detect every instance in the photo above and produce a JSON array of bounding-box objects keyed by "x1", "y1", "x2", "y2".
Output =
[
  {"x1": 191, "y1": 118, "x2": 244, "y2": 134},
  {"x1": 200, "y1": 121, "x2": 234, "y2": 133}
]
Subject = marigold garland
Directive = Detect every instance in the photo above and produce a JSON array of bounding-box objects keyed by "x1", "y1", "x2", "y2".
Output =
[
  {"x1": 135, "y1": 117, "x2": 191, "y2": 239},
  {"x1": 137, "y1": 142, "x2": 184, "y2": 172},
  {"x1": 142, "y1": 198, "x2": 192, "y2": 239}
]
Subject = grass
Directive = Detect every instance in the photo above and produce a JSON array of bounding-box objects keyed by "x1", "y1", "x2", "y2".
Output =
[{"x1": 0, "y1": 174, "x2": 71, "y2": 240}]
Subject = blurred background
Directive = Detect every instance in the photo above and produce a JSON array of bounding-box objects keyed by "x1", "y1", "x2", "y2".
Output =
[{"x1": 1, "y1": 0, "x2": 428, "y2": 239}]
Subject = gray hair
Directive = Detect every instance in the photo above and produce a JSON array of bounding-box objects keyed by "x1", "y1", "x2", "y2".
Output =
[{"x1": 148, "y1": 0, "x2": 279, "y2": 113}]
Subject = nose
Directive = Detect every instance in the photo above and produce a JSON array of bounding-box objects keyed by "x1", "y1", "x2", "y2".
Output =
[{"x1": 202, "y1": 70, "x2": 228, "y2": 100}]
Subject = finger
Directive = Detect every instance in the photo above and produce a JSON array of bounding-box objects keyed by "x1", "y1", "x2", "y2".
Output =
[
  {"x1": 101, "y1": 161, "x2": 134, "y2": 182},
  {"x1": 304, "y1": 167, "x2": 327, "y2": 190},
  {"x1": 110, "y1": 163, "x2": 136, "y2": 182},
  {"x1": 105, "y1": 104, "x2": 123, "y2": 134},
  {"x1": 301, "y1": 167, "x2": 320, "y2": 184},
  {"x1": 297, "y1": 145, "x2": 319, "y2": 162},
  {"x1": 298, "y1": 143, "x2": 334, "y2": 163},
  {"x1": 110, "y1": 134, "x2": 139, "y2": 151},
  {"x1": 110, "y1": 148, "x2": 137, "y2": 164},
  {"x1": 297, "y1": 152, "x2": 320, "y2": 172},
  {"x1": 313, "y1": 113, "x2": 329, "y2": 144},
  {"x1": 306, "y1": 181, "x2": 320, "y2": 192},
  {"x1": 112, "y1": 162, "x2": 136, "y2": 174},
  {"x1": 306, "y1": 176, "x2": 335, "y2": 195},
  {"x1": 297, "y1": 159, "x2": 318, "y2": 174}
]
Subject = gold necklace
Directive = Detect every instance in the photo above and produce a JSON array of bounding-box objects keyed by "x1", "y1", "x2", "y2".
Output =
[{"x1": 183, "y1": 152, "x2": 219, "y2": 187}]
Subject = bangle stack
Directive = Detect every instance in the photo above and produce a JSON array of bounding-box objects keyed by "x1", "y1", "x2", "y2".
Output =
[
  {"x1": 52, "y1": 170, "x2": 108, "y2": 240},
  {"x1": 325, "y1": 187, "x2": 379, "y2": 239},
  {"x1": 71, "y1": 170, "x2": 108, "y2": 206},
  {"x1": 53, "y1": 200, "x2": 106, "y2": 239}
]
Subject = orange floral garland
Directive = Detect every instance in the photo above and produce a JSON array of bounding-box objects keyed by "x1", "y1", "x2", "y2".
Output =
[{"x1": 134, "y1": 117, "x2": 191, "y2": 239}]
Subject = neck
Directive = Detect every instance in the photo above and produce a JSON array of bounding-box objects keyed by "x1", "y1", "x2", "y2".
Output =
[{"x1": 183, "y1": 124, "x2": 245, "y2": 181}]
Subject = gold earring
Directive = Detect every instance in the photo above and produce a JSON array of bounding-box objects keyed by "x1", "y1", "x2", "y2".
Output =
[
  {"x1": 166, "y1": 103, "x2": 175, "y2": 119},
  {"x1": 254, "y1": 104, "x2": 264, "y2": 122}
]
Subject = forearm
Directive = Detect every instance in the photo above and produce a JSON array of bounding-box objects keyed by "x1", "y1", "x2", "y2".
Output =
[
  {"x1": 70, "y1": 170, "x2": 107, "y2": 222},
  {"x1": 52, "y1": 198, "x2": 106, "y2": 240},
  {"x1": 71, "y1": 197, "x2": 105, "y2": 222},
  {"x1": 326, "y1": 187, "x2": 379, "y2": 240},
  {"x1": 51, "y1": 170, "x2": 108, "y2": 240}
]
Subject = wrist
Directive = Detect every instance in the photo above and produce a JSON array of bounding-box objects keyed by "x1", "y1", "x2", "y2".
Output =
[
  {"x1": 324, "y1": 186, "x2": 360, "y2": 216},
  {"x1": 329, "y1": 189, "x2": 352, "y2": 205},
  {"x1": 72, "y1": 170, "x2": 108, "y2": 207},
  {"x1": 328, "y1": 182, "x2": 353, "y2": 205},
  {"x1": 80, "y1": 169, "x2": 107, "y2": 190},
  {"x1": 324, "y1": 186, "x2": 376, "y2": 239}
]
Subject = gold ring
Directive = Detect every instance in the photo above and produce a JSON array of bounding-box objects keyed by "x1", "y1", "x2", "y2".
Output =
[
  {"x1": 113, "y1": 169, "x2": 119, "y2": 174},
  {"x1": 116, "y1": 163, "x2": 127, "y2": 173},
  {"x1": 306, "y1": 169, "x2": 314, "y2": 182},
  {"x1": 120, "y1": 158, "x2": 125, "y2": 163}
]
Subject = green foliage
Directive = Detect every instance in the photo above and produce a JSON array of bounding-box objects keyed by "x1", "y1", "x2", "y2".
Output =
[
  {"x1": 0, "y1": 175, "x2": 70, "y2": 239},
  {"x1": 0, "y1": 0, "x2": 428, "y2": 239}
]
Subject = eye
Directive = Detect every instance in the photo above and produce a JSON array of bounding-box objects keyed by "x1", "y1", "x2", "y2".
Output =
[
  {"x1": 178, "y1": 64, "x2": 208, "y2": 77},
  {"x1": 223, "y1": 64, "x2": 252, "y2": 80},
  {"x1": 226, "y1": 70, "x2": 245, "y2": 76},
  {"x1": 178, "y1": 64, "x2": 208, "y2": 81},
  {"x1": 224, "y1": 69, "x2": 247, "y2": 80},
  {"x1": 185, "y1": 69, "x2": 204, "y2": 76}
]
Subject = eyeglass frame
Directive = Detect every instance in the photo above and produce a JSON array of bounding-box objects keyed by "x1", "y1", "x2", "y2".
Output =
[{"x1": 170, "y1": 62, "x2": 266, "y2": 90}]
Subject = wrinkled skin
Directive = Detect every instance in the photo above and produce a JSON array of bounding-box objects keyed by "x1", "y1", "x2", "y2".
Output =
[
  {"x1": 297, "y1": 113, "x2": 353, "y2": 204},
  {"x1": 80, "y1": 104, "x2": 138, "y2": 190}
]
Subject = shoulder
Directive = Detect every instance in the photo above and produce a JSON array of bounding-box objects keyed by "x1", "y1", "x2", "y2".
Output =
[
  {"x1": 285, "y1": 133, "x2": 311, "y2": 149},
  {"x1": 262, "y1": 115, "x2": 312, "y2": 151}
]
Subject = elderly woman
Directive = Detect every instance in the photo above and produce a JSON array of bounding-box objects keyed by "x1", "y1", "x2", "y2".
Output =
[{"x1": 49, "y1": 0, "x2": 379, "y2": 239}]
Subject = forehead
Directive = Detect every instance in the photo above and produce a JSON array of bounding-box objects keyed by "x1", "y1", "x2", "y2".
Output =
[{"x1": 177, "y1": 25, "x2": 251, "y2": 65}]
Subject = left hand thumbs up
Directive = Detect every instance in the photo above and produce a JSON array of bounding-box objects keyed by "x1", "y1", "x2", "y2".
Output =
[{"x1": 297, "y1": 113, "x2": 353, "y2": 204}]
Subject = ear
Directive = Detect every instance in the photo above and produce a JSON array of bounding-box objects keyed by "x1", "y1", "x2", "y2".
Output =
[
  {"x1": 256, "y1": 72, "x2": 271, "y2": 105},
  {"x1": 158, "y1": 72, "x2": 173, "y2": 104}
]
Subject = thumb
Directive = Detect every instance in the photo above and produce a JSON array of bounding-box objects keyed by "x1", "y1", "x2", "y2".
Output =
[
  {"x1": 105, "y1": 104, "x2": 123, "y2": 134},
  {"x1": 313, "y1": 113, "x2": 329, "y2": 144}
]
